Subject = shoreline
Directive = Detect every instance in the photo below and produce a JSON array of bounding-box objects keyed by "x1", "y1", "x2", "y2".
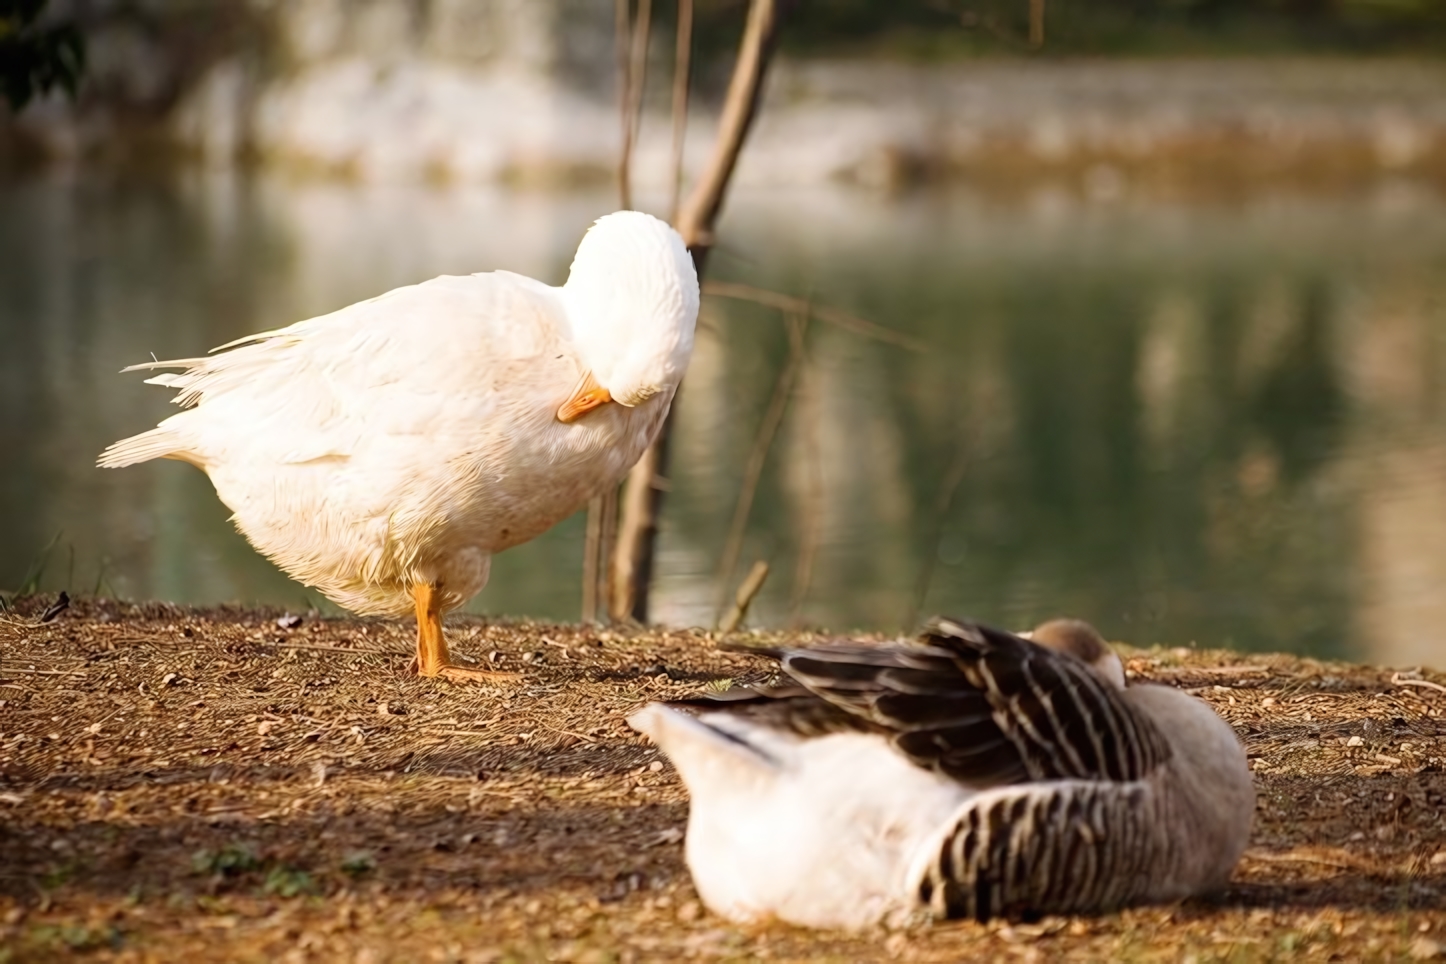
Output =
[{"x1": 7, "y1": 58, "x2": 1446, "y2": 193}]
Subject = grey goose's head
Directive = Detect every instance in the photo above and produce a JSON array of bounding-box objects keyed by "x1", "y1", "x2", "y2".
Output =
[{"x1": 1028, "y1": 618, "x2": 1126, "y2": 690}]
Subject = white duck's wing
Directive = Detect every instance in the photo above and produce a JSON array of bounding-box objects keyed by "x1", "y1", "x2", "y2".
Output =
[
  {"x1": 100, "y1": 270, "x2": 569, "y2": 469},
  {"x1": 713, "y1": 618, "x2": 1171, "y2": 789}
]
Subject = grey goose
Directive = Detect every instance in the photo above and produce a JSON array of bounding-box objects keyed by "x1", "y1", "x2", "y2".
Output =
[{"x1": 628, "y1": 617, "x2": 1254, "y2": 929}]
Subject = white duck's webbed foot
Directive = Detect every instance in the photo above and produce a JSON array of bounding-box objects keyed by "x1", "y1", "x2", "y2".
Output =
[
  {"x1": 437, "y1": 664, "x2": 519, "y2": 683},
  {"x1": 410, "y1": 582, "x2": 522, "y2": 684}
]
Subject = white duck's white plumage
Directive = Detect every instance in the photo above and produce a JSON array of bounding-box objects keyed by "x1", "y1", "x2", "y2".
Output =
[
  {"x1": 629, "y1": 618, "x2": 1254, "y2": 930},
  {"x1": 100, "y1": 211, "x2": 697, "y2": 678}
]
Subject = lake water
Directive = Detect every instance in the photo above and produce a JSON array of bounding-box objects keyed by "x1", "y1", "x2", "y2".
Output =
[{"x1": 3, "y1": 170, "x2": 1445, "y2": 666}]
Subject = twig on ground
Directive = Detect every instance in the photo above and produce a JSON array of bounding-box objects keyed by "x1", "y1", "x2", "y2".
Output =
[
  {"x1": 271, "y1": 643, "x2": 404, "y2": 656},
  {"x1": 1146, "y1": 665, "x2": 1271, "y2": 679},
  {"x1": 0, "y1": 667, "x2": 84, "y2": 676},
  {"x1": 1392, "y1": 673, "x2": 1446, "y2": 696},
  {"x1": 1244, "y1": 847, "x2": 1379, "y2": 872}
]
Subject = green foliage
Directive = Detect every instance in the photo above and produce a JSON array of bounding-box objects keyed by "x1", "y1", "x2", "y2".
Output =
[
  {"x1": 192, "y1": 844, "x2": 318, "y2": 898},
  {"x1": 682, "y1": 0, "x2": 1446, "y2": 57},
  {"x1": 262, "y1": 865, "x2": 318, "y2": 897},
  {"x1": 340, "y1": 850, "x2": 376, "y2": 876},
  {"x1": 0, "y1": 0, "x2": 85, "y2": 111},
  {"x1": 28, "y1": 923, "x2": 121, "y2": 952},
  {"x1": 191, "y1": 843, "x2": 260, "y2": 876},
  {"x1": 38, "y1": 860, "x2": 78, "y2": 890}
]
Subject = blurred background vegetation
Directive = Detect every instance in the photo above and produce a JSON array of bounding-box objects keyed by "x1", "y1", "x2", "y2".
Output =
[
  {"x1": 690, "y1": 0, "x2": 1446, "y2": 58},
  {"x1": 0, "y1": 0, "x2": 84, "y2": 110}
]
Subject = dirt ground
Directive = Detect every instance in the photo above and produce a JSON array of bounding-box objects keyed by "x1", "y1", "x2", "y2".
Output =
[{"x1": 2, "y1": 595, "x2": 1445, "y2": 963}]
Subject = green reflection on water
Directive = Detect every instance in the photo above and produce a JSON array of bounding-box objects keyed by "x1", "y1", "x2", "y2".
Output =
[{"x1": 2, "y1": 171, "x2": 1444, "y2": 664}]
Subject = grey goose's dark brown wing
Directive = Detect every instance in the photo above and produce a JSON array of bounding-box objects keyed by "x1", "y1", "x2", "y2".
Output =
[
  {"x1": 665, "y1": 683, "x2": 883, "y2": 740},
  {"x1": 682, "y1": 617, "x2": 1171, "y2": 789}
]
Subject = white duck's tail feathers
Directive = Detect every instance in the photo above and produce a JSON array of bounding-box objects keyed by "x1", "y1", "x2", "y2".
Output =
[
  {"x1": 142, "y1": 372, "x2": 191, "y2": 391},
  {"x1": 209, "y1": 328, "x2": 297, "y2": 353},
  {"x1": 120, "y1": 356, "x2": 208, "y2": 374},
  {"x1": 97, "y1": 427, "x2": 191, "y2": 469},
  {"x1": 116, "y1": 357, "x2": 214, "y2": 409}
]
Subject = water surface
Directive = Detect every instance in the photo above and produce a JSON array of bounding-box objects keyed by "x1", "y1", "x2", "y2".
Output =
[{"x1": 3, "y1": 171, "x2": 1444, "y2": 665}]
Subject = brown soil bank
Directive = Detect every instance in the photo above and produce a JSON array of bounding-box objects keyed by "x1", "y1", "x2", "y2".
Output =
[{"x1": 2, "y1": 596, "x2": 1445, "y2": 962}]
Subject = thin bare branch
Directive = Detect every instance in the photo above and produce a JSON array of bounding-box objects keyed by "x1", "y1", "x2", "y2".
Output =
[
  {"x1": 613, "y1": 0, "x2": 654, "y2": 209},
  {"x1": 713, "y1": 309, "x2": 809, "y2": 621},
  {"x1": 628, "y1": 0, "x2": 654, "y2": 156},
  {"x1": 597, "y1": 486, "x2": 618, "y2": 619},
  {"x1": 584, "y1": 488, "x2": 619, "y2": 625},
  {"x1": 614, "y1": 0, "x2": 633, "y2": 209},
  {"x1": 719, "y1": 560, "x2": 770, "y2": 633},
  {"x1": 609, "y1": 427, "x2": 669, "y2": 621},
  {"x1": 612, "y1": 0, "x2": 790, "y2": 624},
  {"x1": 787, "y1": 354, "x2": 823, "y2": 628},
  {"x1": 1029, "y1": 0, "x2": 1046, "y2": 48},
  {"x1": 905, "y1": 422, "x2": 975, "y2": 632},
  {"x1": 704, "y1": 280, "x2": 928, "y2": 353},
  {"x1": 592, "y1": 0, "x2": 652, "y2": 622},
  {"x1": 582, "y1": 494, "x2": 602, "y2": 623},
  {"x1": 675, "y1": 0, "x2": 784, "y2": 255},
  {"x1": 668, "y1": 0, "x2": 694, "y2": 221}
]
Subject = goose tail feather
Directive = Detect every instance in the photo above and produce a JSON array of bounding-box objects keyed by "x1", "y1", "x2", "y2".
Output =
[{"x1": 627, "y1": 703, "x2": 780, "y2": 791}]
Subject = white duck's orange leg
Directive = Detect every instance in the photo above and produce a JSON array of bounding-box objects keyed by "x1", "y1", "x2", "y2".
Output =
[{"x1": 411, "y1": 582, "x2": 519, "y2": 683}]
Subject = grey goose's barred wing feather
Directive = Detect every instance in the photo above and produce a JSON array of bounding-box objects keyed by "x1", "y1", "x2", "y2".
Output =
[
  {"x1": 690, "y1": 640, "x2": 1026, "y2": 783},
  {"x1": 697, "y1": 617, "x2": 1171, "y2": 789},
  {"x1": 917, "y1": 780, "x2": 1178, "y2": 921},
  {"x1": 664, "y1": 685, "x2": 882, "y2": 740},
  {"x1": 917, "y1": 617, "x2": 1170, "y2": 783}
]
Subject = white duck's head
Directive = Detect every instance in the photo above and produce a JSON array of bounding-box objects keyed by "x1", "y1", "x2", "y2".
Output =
[{"x1": 557, "y1": 211, "x2": 700, "y2": 422}]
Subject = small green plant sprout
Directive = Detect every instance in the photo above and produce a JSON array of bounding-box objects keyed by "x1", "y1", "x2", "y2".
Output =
[
  {"x1": 340, "y1": 850, "x2": 376, "y2": 876},
  {"x1": 30, "y1": 923, "x2": 120, "y2": 952},
  {"x1": 191, "y1": 843, "x2": 260, "y2": 877},
  {"x1": 38, "y1": 861, "x2": 77, "y2": 891},
  {"x1": 13, "y1": 530, "x2": 62, "y2": 596},
  {"x1": 262, "y1": 866, "x2": 317, "y2": 897}
]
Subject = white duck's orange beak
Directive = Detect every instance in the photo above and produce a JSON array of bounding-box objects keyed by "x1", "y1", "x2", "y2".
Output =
[{"x1": 557, "y1": 371, "x2": 614, "y2": 423}]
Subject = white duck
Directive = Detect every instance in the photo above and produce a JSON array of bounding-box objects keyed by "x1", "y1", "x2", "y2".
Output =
[
  {"x1": 629, "y1": 617, "x2": 1254, "y2": 929},
  {"x1": 100, "y1": 211, "x2": 699, "y2": 681}
]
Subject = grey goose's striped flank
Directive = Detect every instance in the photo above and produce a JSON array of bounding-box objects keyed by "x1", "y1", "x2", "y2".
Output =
[
  {"x1": 629, "y1": 617, "x2": 1254, "y2": 930},
  {"x1": 918, "y1": 779, "x2": 1168, "y2": 920}
]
